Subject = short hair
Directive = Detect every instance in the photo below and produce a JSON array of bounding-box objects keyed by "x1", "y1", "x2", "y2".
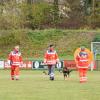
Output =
[
  {"x1": 49, "y1": 44, "x2": 54, "y2": 48},
  {"x1": 15, "y1": 45, "x2": 19, "y2": 49}
]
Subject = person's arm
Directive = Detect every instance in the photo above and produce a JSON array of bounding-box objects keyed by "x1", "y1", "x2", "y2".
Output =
[
  {"x1": 44, "y1": 52, "x2": 47, "y2": 64},
  {"x1": 19, "y1": 52, "x2": 23, "y2": 66},
  {"x1": 7, "y1": 52, "x2": 12, "y2": 65},
  {"x1": 55, "y1": 52, "x2": 59, "y2": 63}
]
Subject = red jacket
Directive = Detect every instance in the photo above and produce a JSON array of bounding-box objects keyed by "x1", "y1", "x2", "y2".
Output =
[
  {"x1": 8, "y1": 51, "x2": 23, "y2": 66},
  {"x1": 76, "y1": 55, "x2": 89, "y2": 68},
  {"x1": 44, "y1": 50, "x2": 59, "y2": 65}
]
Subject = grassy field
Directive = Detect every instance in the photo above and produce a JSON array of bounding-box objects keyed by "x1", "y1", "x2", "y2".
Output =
[{"x1": 0, "y1": 70, "x2": 100, "y2": 100}]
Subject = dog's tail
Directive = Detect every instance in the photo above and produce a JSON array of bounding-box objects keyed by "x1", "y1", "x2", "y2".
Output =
[
  {"x1": 43, "y1": 71, "x2": 47, "y2": 75},
  {"x1": 69, "y1": 69, "x2": 73, "y2": 73}
]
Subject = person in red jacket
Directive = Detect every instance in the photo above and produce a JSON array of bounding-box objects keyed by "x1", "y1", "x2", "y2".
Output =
[
  {"x1": 75, "y1": 47, "x2": 90, "y2": 83},
  {"x1": 8, "y1": 45, "x2": 23, "y2": 80},
  {"x1": 44, "y1": 45, "x2": 59, "y2": 80}
]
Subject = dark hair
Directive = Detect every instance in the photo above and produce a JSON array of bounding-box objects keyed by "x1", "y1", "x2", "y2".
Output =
[{"x1": 49, "y1": 44, "x2": 54, "y2": 47}]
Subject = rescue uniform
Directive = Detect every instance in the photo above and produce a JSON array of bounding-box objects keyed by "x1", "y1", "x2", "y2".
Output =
[
  {"x1": 76, "y1": 52, "x2": 89, "y2": 83},
  {"x1": 8, "y1": 51, "x2": 23, "y2": 80},
  {"x1": 44, "y1": 50, "x2": 59, "y2": 80}
]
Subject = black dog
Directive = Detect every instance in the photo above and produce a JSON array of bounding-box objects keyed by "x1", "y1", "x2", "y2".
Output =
[{"x1": 62, "y1": 67, "x2": 72, "y2": 80}]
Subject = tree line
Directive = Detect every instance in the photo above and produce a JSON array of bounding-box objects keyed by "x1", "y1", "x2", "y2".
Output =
[{"x1": 0, "y1": 0, "x2": 99, "y2": 30}]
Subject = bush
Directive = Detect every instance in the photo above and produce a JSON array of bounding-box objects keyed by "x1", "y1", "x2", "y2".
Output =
[
  {"x1": 93, "y1": 33, "x2": 100, "y2": 42},
  {"x1": 24, "y1": 2, "x2": 55, "y2": 29}
]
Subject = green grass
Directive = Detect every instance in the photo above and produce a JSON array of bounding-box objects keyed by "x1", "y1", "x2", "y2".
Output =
[
  {"x1": 0, "y1": 70, "x2": 100, "y2": 100},
  {"x1": 0, "y1": 29, "x2": 100, "y2": 59}
]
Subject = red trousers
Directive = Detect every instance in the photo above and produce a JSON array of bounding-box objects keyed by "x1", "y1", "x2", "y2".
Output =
[
  {"x1": 11, "y1": 65, "x2": 20, "y2": 80},
  {"x1": 78, "y1": 68, "x2": 88, "y2": 83}
]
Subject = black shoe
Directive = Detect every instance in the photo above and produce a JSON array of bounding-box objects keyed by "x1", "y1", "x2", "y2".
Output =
[
  {"x1": 16, "y1": 79, "x2": 19, "y2": 81},
  {"x1": 50, "y1": 77, "x2": 54, "y2": 81},
  {"x1": 52, "y1": 77, "x2": 54, "y2": 80}
]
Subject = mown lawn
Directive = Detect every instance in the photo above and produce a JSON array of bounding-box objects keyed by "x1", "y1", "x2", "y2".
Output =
[{"x1": 0, "y1": 70, "x2": 100, "y2": 100}]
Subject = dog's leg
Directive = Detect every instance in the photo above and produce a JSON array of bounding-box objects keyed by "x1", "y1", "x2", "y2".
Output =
[
  {"x1": 64, "y1": 74, "x2": 65, "y2": 80},
  {"x1": 65, "y1": 73, "x2": 68, "y2": 80}
]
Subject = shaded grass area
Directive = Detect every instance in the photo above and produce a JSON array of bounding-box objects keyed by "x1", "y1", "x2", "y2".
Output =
[{"x1": 0, "y1": 70, "x2": 100, "y2": 100}]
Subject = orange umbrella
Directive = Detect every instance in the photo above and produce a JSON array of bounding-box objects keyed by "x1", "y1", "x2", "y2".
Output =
[{"x1": 74, "y1": 48, "x2": 93, "y2": 64}]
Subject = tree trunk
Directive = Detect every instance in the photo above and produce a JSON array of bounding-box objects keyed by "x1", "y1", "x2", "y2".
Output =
[{"x1": 53, "y1": 0, "x2": 59, "y2": 26}]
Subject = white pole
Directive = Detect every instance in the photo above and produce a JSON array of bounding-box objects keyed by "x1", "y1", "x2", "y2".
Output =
[{"x1": 91, "y1": 42, "x2": 93, "y2": 53}]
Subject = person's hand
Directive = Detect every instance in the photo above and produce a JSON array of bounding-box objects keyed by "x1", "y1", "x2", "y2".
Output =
[
  {"x1": 20, "y1": 62, "x2": 23, "y2": 67},
  {"x1": 7, "y1": 60, "x2": 11, "y2": 66},
  {"x1": 56, "y1": 59, "x2": 60, "y2": 64},
  {"x1": 44, "y1": 59, "x2": 47, "y2": 64}
]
